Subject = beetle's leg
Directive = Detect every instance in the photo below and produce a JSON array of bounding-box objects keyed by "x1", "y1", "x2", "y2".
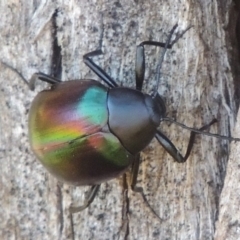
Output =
[
  {"x1": 28, "y1": 72, "x2": 61, "y2": 90},
  {"x1": 135, "y1": 42, "x2": 167, "y2": 91},
  {"x1": 0, "y1": 61, "x2": 61, "y2": 90},
  {"x1": 0, "y1": 61, "x2": 29, "y2": 86},
  {"x1": 130, "y1": 153, "x2": 142, "y2": 192},
  {"x1": 135, "y1": 25, "x2": 191, "y2": 91},
  {"x1": 155, "y1": 130, "x2": 185, "y2": 162},
  {"x1": 156, "y1": 119, "x2": 217, "y2": 162},
  {"x1": 130, "y1": 154, "x2": 161, "y2": 220},
  {"x1": 135, "y1": 45, "x2": 145, "y2": 91},
  {"x1": 83, "y1": 50, "x2": 118, "y2": 88},
  {"x1": 69, "y1": 184, "x2": 100, "y2": 213}
]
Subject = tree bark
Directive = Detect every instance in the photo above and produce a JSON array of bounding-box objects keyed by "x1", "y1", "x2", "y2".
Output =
[{"x1": 1, "y1": 0, "x2": 240, "y2": 239}]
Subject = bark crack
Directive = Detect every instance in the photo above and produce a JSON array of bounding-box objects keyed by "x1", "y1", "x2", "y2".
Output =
[
  {"x1": 120, "y1": 174, "x2": 130, "y2": 240},
  {"x1": 51, "y1": 9, "x2": 62, "y2": 80}
]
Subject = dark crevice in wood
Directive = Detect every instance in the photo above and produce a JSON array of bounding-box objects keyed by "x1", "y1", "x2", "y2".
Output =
[
  {"x1": 56, "y1": 184, "x2": 64, "y2": 235},
  {"x1": 70, "y1": 213, "x2": 75, "y2": 240},
  {"x1": 228, "y1": 1, "x2": 240, "y2": 113},
  {"x1": 121, "y1": 174, "x2": 130, "y2": 240},
  {"x1": 235, "y1": 1, "x2": 240, "y2": 112},
  {"x1": 51, "y1": 9, "x2": 62, "y2": 80},
  {"x1": 51, "y1": 9, "x2": 64, "y2": 237}
]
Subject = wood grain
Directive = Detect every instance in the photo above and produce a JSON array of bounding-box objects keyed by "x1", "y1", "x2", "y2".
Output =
[{"x1": 1, "y1": 0, "x2": 239, "y2": 239}]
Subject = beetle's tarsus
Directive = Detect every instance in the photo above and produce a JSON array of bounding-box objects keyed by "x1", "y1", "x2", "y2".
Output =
[
  {"x1": 69, "y1": 185, "x2": 100, "y2": 214},
  {"x1": 170, "y1": 25, "x2": 192, "y2": 47},
  {"x1": 130, "y1": 153, "x2": 162, "y2": 221},
  {"x1": 132, "y1": 186, "x2": 162, "y2": 222},
  {"x1": 140, "y1": 191, "x2": 163, "y2": 222}
]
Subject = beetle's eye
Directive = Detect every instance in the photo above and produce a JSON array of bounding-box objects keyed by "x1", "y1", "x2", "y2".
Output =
[{"x1": 144, "y1": 95, "x2": 161, "y2": 126}]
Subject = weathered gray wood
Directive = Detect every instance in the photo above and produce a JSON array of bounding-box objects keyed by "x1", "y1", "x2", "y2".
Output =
[
  {"x1": 215, "y1": 110, "x2": 240, "y2": 240},
  {"x1": 1, "y1": 0, "x2": 240, "y2": 239}
]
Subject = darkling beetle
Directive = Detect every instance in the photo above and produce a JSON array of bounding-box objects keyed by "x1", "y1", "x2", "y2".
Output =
[{"x1": 4, "y1": 24, "x2": 240, "y2": 213}]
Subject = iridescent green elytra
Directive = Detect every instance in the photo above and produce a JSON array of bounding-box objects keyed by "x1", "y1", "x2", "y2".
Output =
[{"x1": 29, "y1": 80, "x2": 134, "y2": 185}]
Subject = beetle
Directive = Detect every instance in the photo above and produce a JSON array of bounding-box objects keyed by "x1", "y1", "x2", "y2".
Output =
[
  {"x1": 4, "y1": 24, "x2": 240, "y2": 213},
  {"x1": 28, "y1": 25, "x2": 191, "y2": 212}
]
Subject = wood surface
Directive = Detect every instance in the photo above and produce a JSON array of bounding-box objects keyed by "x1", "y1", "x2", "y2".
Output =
[{"x1": 0, "y1": 0, "x2": 240, "y2": 239}]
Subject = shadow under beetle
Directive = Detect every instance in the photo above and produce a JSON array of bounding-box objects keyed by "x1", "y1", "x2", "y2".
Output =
[{"x1": 6, "y1": 24, "x2": 240, "y2": 213}]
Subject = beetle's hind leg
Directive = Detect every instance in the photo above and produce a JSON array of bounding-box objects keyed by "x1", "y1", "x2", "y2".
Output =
[
  {"x1": 130, "y1": 154, "x2": 162, "y2": 221},
  {"x1": 69, "y1": 184, "x2": 100, "y2": 213},
  {"x1": 0, "y1": 62, "x2": 60, "y2": 90},
  {"x1": 28, "y1": 72, "x2": 61, "y2": 90}
]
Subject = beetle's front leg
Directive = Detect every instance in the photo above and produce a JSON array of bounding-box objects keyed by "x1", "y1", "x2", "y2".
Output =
[
  {"x1": 130, "y1": 153, "x2": 142, "y2": 192},
  {"x1": 156, "y1": 119, "x2": 217, "y2": 162},
  {"x1": 135, "y1": 42, "x2": 169, "y2": 91},
  {"x1": 135, "y1": 24, "x2": 191, "y2": 91},
  {"x1": 69, "y1": 185, "x2": 100, "y2": 213}
]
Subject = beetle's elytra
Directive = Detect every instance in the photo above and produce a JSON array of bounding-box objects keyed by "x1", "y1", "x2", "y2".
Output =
[
  {"x1": 29, "y1": 79, "x2": 161, "y2": 186},
  {"x1": 7, "y1": 24, "x2": 240, "y2": 213}
]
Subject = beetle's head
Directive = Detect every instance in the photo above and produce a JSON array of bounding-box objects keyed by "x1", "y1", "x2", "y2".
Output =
[{"x1": 144, "y1": 93, "x2": 166, "y2": 127}]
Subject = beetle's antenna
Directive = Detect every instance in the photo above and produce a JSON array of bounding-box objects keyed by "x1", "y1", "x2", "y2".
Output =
[
  {"x1": 153, "y1": 25, "x2": 177, "y2": 98},
  {"x1": 162, "y1": 117, "x2": 240, "y2": 141}
]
